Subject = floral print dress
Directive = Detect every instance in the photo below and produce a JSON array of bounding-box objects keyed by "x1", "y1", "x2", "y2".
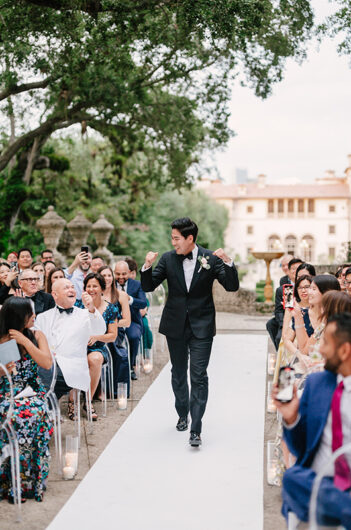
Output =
[{"x1": 0, "y1": 350, "x2": 53, "y2": 501}]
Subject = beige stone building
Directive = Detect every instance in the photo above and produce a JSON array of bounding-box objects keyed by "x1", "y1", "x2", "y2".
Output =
[{"x1": 200, "y1": 155, "x2": 351, "y2": 264}]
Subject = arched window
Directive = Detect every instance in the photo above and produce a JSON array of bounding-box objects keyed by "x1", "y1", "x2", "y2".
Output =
[
  {"x1": 285, "y1": 235, "x2": 297, "y2": 255},
  {"x1": 268, "y1": 235, "x2": 281, "y2": 251},
  {"x1": 301, "y1": 235, "x2": 314, "y2": 262}
]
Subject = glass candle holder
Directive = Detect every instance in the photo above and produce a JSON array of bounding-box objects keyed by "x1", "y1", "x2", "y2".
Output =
[
  {"x1": 143, "y1": 349, "x2": 153, "y2": 374},
  {"x1": 267, "y1": 440, "x2": 279, "y2": 486},
  {"x1": 266, "y1": 382, "x2": 276, "y2": 413},
  {"x1": 117, "y1": 383, "x2": 128, "y2": 410},
  {"x1": 63, "y1": 435, "x2": 79, "y2": 480},
  {"x1": 267, "y1": 352, "x2": 276, "y2": 376}
]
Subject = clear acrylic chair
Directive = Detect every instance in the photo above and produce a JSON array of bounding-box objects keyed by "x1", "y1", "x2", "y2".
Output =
[
  {"x1": 41, "y1": 351, "x2": 62, "y2": 470},
  {"x1": 0, "y1": 363, "x2": 21, "y2": 521},
  {"x1": 100, "y1": 345, "x2": 114, "y2": 417},
  {"x1": 309, "y1": 442, "x2": 351, "y2": 530},
  {"x1": 72, "y1": 386, "x2": 94, "y2": 446}
]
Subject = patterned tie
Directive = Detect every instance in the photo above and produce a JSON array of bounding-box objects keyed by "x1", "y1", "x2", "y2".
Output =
[{"x1": 331, "y1": 380, "x2": 351, "y2": 491}]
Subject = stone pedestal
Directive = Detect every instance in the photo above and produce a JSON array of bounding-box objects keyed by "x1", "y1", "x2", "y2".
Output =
[
  {"x1": 92, "y1": 215, "x2": 114, "y2": 264},
  {"x1": 67, "y1": 213, "x2": 92, "y2": 258},
  {"x1": 36, "y1": 206, "x2": 67, "y2": 265}
]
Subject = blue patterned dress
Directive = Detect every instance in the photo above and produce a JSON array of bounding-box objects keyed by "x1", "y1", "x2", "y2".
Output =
[
  {"x1": 75, "y1": 300, "x2": 119, "y2": 361},
  {"x1": 0, "y1": 343, "x2": 53, "y2": 502}
]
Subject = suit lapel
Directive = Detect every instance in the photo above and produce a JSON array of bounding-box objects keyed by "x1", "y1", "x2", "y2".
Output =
[
  {"x1": 189, "y1": 246, "x2": 208, "y2": 292},
  {"x1": 307, "y1": 372, "x2": 337, "y2": 455},
  {"x1": 172, "y1": 251, "x2": 187, "y2": 292}
]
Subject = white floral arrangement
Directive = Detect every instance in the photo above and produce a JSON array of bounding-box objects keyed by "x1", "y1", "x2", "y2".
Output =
[{"x1": 197, "y1": 255, "x2": 211, "y2": 272}]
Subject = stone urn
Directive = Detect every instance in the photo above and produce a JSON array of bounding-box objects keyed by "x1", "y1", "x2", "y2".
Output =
[
  {"x1": 92, "y1": 214, "x2": 114, "y2": 264},
  {"x1": 67, "y1": 212, "x2": 92, "y2": 258},
  {"x1": 36, "y1": 205, "x2": 67, "y2": 265},
  {"x1": 251, "y1": 251, "x2": 284, "y2": 304}
]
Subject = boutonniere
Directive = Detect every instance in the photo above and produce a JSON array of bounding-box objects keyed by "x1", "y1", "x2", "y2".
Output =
[{"x1": 197, "y1": 255, "x2": 211, "y2": 273}]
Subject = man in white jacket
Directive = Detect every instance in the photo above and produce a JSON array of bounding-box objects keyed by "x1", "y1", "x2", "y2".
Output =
[{"x1": 35, "y1": 278, "x2": 106, "y2": 398}]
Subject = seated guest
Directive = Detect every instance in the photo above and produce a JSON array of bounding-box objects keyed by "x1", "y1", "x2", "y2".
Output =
[
  {"x1": 279, "y1": 255, "x2": 293, "y2": 286},
  {"x1": 283, "y1": 275, "x2": 313, "y2": 360},
  {"x1": 65, "y1": 250, "x2": 92, "y2": 300},
  {"x1": 17, "y1": 269, "x2": 55, "y2": 315},
  {"x1": 75, "y1": 273, "x2": 118, "y2": 419},
  {"x1": 125, "y1": 257, "x2": 138, "y2": 280},
  {"x1": 6, "y1": 252, "x2": 17, "y2": 264},
  {"x1": 0, "y1": 264, "x2": 17, "y2": 304},
  {"x1": 335, "y1": 266, "x2": 344, "y2": 291},
  {"x1": 266, "y1": 258, "x2": 303, "y2": 350},
  {"x1": 0, "y1": 297, "x2": 53, "y2": 502},
  {"x1": 43, "y1": 260, "x2": 56, "y2": 279},
  {"x1": 295, "y1": 262, "x2": 316, "y2": 281},
  {"x1": 40, "y1": 249, "x2": 54, "y2": 264},
  {"x1": 31, "y1": 262, "x2": 45, "y2": 290},
  {"x1": 274, "y1": 313, "x2": 351, "y2": 528},
  {"x1": 45, "y1": 267, "x2": 65, "y2": 294},
  {"x1": 35, "y1": 278, "x2": 106, "y2": 416},
  {"x1": 114, "y1": 260, "x2": 147, "y2": 380},
  {"x1": 339, "y1": 264, "x2": 351, "y2": 292},
  {"x1": 17, "y1": 248, "x2": 33, "y2": 272},
  {"x1": 292, "y1": 274, "x2": 340, "y2": 357},
  {"x1": 91, "y1": 256, "x2": 105, "y2": 274},
  {"x1": 99, "y1": 266, "x2": 131, "y2": 396},
  {"x1": 345, "y1": 267, "x2": 351, "y2": 297}
]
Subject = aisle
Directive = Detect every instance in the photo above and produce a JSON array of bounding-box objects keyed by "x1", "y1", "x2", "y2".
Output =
[{"x1": 49, "y1": 333, "x2": 267, "y2": 530}]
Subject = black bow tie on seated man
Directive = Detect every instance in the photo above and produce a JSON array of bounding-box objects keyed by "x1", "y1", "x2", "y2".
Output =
[
  {"x1": 57, "y1": 306, "x2": 74, "y2": 314},
  {"x1": 179, "y1": 252, "x2": 193, "y2": 261}
]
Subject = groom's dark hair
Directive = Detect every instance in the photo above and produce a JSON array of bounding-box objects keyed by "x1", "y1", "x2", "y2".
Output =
[{"x1": 171, "y1": 217, "x2": 198, "y2": 242}]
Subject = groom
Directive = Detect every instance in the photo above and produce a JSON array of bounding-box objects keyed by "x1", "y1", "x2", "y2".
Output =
[{"x1": 141, "y1": 217, "x2": 239, "y2": 446}]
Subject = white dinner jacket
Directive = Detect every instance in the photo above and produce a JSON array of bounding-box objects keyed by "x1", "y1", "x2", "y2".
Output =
[{"x1": 34, "y1": 306, "x2": 106, "y2": 391}]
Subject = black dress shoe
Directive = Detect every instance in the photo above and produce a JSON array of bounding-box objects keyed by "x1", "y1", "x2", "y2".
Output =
[
  {"x1": 176, "y1": 417, "x2": 188, "y2": 431},
  {"x1": 189, "y1": 431, "x2": 202, "y2": 447},
  {"x1": 131, "y1": 370, "x2": 138, "y2": 381}
]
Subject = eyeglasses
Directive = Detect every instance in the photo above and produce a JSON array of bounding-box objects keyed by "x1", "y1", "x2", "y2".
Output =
[
  {"x1": 298, "y1": 286, "x2": 310, "y2": 291},
  {"x1": 21, "y1": 278, "x2": 39, "y2": 283}
]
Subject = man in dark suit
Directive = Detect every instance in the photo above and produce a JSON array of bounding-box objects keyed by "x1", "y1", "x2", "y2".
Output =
[
  {"x1": 266, "y1": 258, "x2": 302, "y2": 350},
  {"x1": 114, "y1": 260, "x2": 147, "y2": 380},
  {"x1": 274, "y1": 313, "x2": 351, "y2": 527},
  {"x1": 140, "y1": 217, "x2": 239, "y2": 446},
  {"x1": 18, "y1": 269, "x2": 55, "y2": 315}
]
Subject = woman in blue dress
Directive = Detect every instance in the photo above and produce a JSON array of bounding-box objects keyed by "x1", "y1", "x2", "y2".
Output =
[
  {"x1": 0, "y1": 297, "x2": 53, "y2": 502},
  {"x1": 75, "y1": 273, "x2": 118, "y2": 420}
]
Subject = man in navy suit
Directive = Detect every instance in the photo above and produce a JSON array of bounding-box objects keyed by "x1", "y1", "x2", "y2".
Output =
[
  {"x1": 114, "y1": 260, "x2": 147, "y2": 380},
  {"x1": 274, "y1": 313, "x2": 351, "y2": 528}
]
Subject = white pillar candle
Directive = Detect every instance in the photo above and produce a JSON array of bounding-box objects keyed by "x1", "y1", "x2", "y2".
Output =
[
  {"x1": 143, "y1": 361, "x2": 153, "y2": 374},
  {"x1": 117, "y1": 397, "x2": 127, "y2": 410},
  {"x1": 63, "y1": 466, "x2": 75, "y2": 480},
  {"x1": 65, "y1": 452, "x2": 78, "y2": 471}
]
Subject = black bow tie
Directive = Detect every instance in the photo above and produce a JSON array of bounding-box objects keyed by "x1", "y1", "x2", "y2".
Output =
[
  {"x1": 57, "y1": 306, "x2": 74, "y2": 314},
  {"x1": 179, "y1": 252, "x2": 193, "y2": 261}
]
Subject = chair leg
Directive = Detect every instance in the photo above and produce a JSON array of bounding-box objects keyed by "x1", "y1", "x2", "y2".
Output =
[
  {"x1": 73, "y1": 389, "x2": 81, "y2": 448},
  {"x1": 101, "y1": 366, "x2": 107, "y2": 417},
  {"x1": 5, "y1": 424, "x2": 21, "y2": 521}
]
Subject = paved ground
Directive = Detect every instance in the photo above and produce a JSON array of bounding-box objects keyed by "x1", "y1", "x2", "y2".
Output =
[{"x1": 0, "y1": 312, "x2": 283, "y2": 530}]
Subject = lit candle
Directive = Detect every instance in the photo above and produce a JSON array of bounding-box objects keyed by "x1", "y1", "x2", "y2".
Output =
[
  {"x1": 267, "y1": 353, "x2": 276, "y2": 375},
  {"x1": 267, "y1": 462, "x2": 277, "y2": 485},
  {"x1": 63, "y1": 466, "x2": 75, "y2": 480},
  {"x1": 143, "y1": 361, "x2": 153, "y2": 374},
  {"x1": 65, "y1": 452, "x2": 78, "y2": 471},
  {"x1": 117, "y1": 397, "x2": 127, "y2": 410},
  {"x1": 267, "y1": 397, "x2": 276, "y2": 413}
]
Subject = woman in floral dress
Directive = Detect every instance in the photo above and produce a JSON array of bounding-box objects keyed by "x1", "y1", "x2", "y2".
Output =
[{"x1": 0, "y1": 297, "x2": 53, "y2": 502}]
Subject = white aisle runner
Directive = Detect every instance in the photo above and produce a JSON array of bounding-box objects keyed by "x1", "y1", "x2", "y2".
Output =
[{"x1": 49, "y1": 333, "x2": 267, "y2": 530}]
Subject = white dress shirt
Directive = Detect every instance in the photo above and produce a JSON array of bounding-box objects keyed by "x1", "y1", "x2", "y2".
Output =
[
  {"x1": 34, "y1": 306, "x2": 106, "y2": 391},
  {"x1": 116, "y1": 280, "x2": 133, "y2": 305}
]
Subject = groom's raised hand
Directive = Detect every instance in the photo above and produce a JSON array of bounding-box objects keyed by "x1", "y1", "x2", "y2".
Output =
[
  {"x1": 145, "y1": 251, "x2": 159, "y2": 268},
  {"x1": 213, "y1": 248, "x2": 231, "y2": 264}
]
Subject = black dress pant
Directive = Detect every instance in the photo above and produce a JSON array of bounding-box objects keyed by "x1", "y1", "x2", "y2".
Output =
[{"x1": 166, "y1": 320, "x2": 213, "y2": 434}]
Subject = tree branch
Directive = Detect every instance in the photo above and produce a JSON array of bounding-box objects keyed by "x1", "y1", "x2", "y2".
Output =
[{"x1": 0, "y1": 77, "x2": 52, "y2": 102}]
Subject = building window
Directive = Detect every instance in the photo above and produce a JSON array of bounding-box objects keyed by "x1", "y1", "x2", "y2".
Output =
[
  {"x1": 247, "y1": 247, "x2": 253, "y2": 258},
  {"x1": 329, "y1": 247, "x2": 335, "y2": 259},
  {"x1": 298, "y1": 199, "x2": 304, "y2": 213},
  {"x1": 247, "y1": 205, "x2": 253, "y2": 213},
  {"x1": 329, "y1": 225, "x2": 336, "y2": 234},
  {"x1": 301, "y1": 235, "x2": 314, "y2": 262},
  {"x1": 268, "y1": 235, "x2": 281, "y2": 251},
  {"x1": 329, "y1": 204, "x2": 336, "y2": 213},
  {"x1": 268, "y1": 199, "x2": 274, "y2": 214},
  {"x1": 285, "y1": 235, "x2": 297, "y2": 255},
  {"x1": 288, "y1": 199, "x2": 294, "y2": 213},
  {"x1": 247, "y1": 225, "x2": 253, "y2": 235},
  {"x1": 278, "y1": 199, "x2": 284, "y2": 213},
  {"x1": 308, "y1": 199, "x2": 314, "y2": 213}
]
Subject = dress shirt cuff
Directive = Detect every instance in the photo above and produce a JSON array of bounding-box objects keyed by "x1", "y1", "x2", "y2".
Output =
[
  {"x1": 141, "y1": 264, "x2": 151, "y2": 272},
  {"x1": 224, "y1": 259, "x2": 233, "y2": 267},
  {"x1": 283, "y1": 413, "x2": 301, "y2": 430},
  {"x1": 128, "y1": 295, "x2": 133, "y2": 305}
]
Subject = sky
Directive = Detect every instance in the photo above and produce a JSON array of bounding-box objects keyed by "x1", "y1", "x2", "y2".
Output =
[{"x1": 213, "y1": 0, "x2": 351, "y2": 185}]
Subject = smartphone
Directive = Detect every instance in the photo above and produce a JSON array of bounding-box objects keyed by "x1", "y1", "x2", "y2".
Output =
[
  {"x1": 276, "y1": 366, "x2": 295, "y2": 403},
  {"x1": 283, "y1": 284, "x2": 294, "y2": 310},
  {"x1": 10, "y1": 261, "x2": 18, "y2": 272},
  {"x1": 81, "y1": 246, "x2": 89, "y2": 254}
]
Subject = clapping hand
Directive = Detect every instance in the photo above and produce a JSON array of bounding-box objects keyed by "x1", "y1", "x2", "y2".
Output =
[
  {"x1": 145, "y1": 251, "x2": 158, "y2": 268},
  {"x1": 82, "y1": 291, "x2": 95, "y2": 313},
  {"x1": 272, "y1": 383, "x2": 300, "y2": 425},
  {"x1": 213, "y1": 248, "x2": 231, "y2": 264},
  {"x1": 14, "y1": 288, "x2": 24, "y2": 298}
]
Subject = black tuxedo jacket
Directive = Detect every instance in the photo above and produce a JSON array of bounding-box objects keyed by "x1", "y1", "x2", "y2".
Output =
[
  {"x1": 140, "y1": 246, "x2": 239, "y2": 339},
  {"x1": 31, "y1": 291, "x2": 55, "y2": 315},
  {"x1": 279, "y1": 275, "x2": 291, "y2": 286}
]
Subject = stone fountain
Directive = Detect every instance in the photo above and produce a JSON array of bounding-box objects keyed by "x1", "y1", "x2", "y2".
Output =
[{"x1": 251, "y1": 251, "x2": 284, "y2": 304}]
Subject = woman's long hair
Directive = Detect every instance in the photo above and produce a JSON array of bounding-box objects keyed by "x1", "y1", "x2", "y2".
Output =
[
  {"x1": 46, "y1": 267, "x2": 65, "y2": 293},
  {"x1": 321, "y1": 291, "x2": 351, "y2": 323},
  {"x1": 0, "y1": 297, "x2": 37, "y2": 356},
  {"x1": 313, "y1": 274, "x2": 341, "y2": 295},
  {"x1": 98, "y1": 266, "x2": 119, "y2": 304}
]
